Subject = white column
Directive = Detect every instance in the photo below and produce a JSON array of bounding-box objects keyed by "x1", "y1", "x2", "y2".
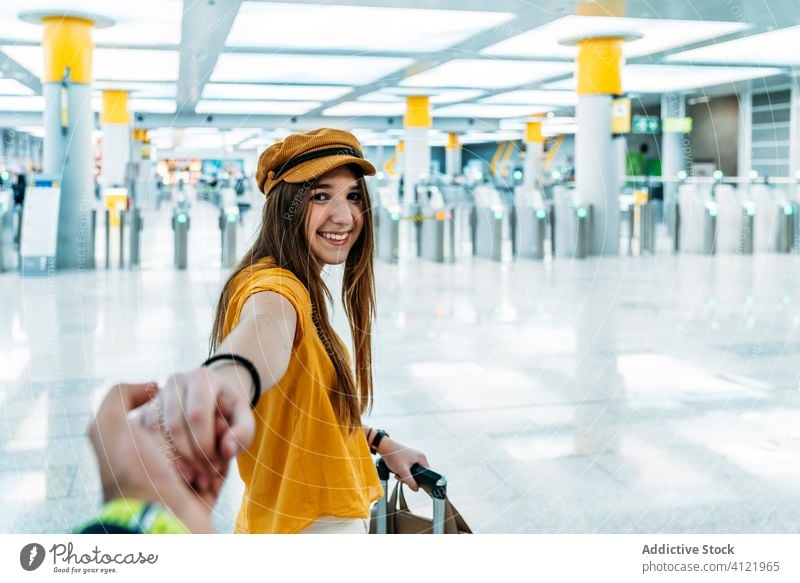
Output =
[
  {"x1": 737, "y1": 83, "x2": 752, "y2": 177},
  {"x1": 403, "y1": 96, "x2": 431, "y2": 204},
  {"x1": 576, "y1": 94, "x2": 619, "y2": 255},
  {"x1": 101, "y1": 90, "x2": 131, "y2": 187}
]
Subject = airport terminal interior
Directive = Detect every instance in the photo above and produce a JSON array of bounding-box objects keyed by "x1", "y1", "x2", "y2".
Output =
[{"x1": 1, "y1": 0, "x2": 800, "y2": 533}]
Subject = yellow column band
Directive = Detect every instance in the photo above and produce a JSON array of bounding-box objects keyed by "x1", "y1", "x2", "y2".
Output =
[
  {"x1": 133, "y1": 128, "x2": 149, "y2": 142},
  {"x1": 101, "y1": 90, "x2": 129, "y2": 125},
  {"x1": 397, "y1": 140, "x2": 405, "y2": 154},
  {"x1": 42, "y1": 16, "x2": 93, "y2": 84},
  {"x1": 525, "y1": 122, "x2": 543, "y2": 143},
  {"x1": 577, "y1": 37, "x2": 623, "y2": 95},
  {"x1": 446, "y1": 132, "x2": 461, "y2": 150},
  {"x1": 404, "y1": 96, "x2": 431, "y2": 128}
]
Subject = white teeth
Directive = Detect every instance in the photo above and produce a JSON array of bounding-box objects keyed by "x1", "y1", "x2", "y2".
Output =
[{"x1": 321, "y1": 232, "x2": 348, "y2": 241}]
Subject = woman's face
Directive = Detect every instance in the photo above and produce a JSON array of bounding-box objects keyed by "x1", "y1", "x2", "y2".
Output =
[{"x1": 304, "y1": 165, "x2": 365, "y2": 265}]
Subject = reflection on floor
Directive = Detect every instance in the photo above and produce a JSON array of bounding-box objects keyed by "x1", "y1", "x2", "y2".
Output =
[{"x1": 1, "y1": 203, "x2": 799, "y2": 533}]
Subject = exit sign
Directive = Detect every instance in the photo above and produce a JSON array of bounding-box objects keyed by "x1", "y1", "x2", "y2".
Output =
[{"x1": 632, "y1": 115, "x2": 660, "y2": 134}]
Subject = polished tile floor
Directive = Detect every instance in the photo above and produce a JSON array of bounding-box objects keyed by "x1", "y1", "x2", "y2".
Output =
[{"x1": 1, "y1": 202, "x2": 799, "y2": 533}]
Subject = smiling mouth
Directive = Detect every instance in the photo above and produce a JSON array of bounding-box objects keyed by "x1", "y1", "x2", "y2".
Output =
[{"x1": 318, "y1": 231, "x2": 352, "y2": 246}]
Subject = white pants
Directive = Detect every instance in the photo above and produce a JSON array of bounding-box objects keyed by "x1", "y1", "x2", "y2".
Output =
[{"x1": 299, "y1": 515, "x2": 369, "y2": 534}]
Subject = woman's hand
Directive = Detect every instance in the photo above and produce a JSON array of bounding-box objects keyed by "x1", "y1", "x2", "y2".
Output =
[
  {"x1": 138, "y1": 366, "x2": 256, "y2": 496},
  {"x1": 378, "y1": 438, "x2": 430, "y2": 492}
]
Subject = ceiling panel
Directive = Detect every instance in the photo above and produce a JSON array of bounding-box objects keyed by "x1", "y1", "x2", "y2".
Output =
[
  {"x1": 358, "y1": 87, "x2": 486, "y2": 104},
  {"x1": 0, "y1": 0, "x2": 182, "y2": 45},
  {"x1": 226, "y1": 2, "x2": 514, "y2": 52},
  {"x1": 211, "y1": 53, "x2": 413, "y2": 85},
  {"x1": 480, "y1": 89, "x2": 577, "y2": 106},
  {"x1": 323, "y1": 102, "x2": 406, "y2": 117},
  {"x1": 401, "y1": 59, "x2": 573, "y2": 89},
  {"x1": 666, "y1": 25, "x2": 800, "y2": 66},
  {"x1": 482, "y1": 15, "x2": 748, "y2": 59},
  {"x1": 202, "y1": 83, "x2": 353, "y2": 101},
  {"x1": 196, "y1": 100, "x2": 320, "y2": 115},
  {"x1": 2, "y1": 46, "x2": 179, "y2": 81},
  {"x1": 0, "y1": 78, "x2": 35, "y2": 95},
  {"x1": 434, "y1": 103, "x2": 551, "y2": 118},
  {"x1": 93, "y1": 81, "x2": 176, "y2": 98},
  {"x1": 0, "y1": 95, "x2": 45, "y2": 111},
  {"x1": 542, "y1": 64, "x2": 785, "y2": 93}
]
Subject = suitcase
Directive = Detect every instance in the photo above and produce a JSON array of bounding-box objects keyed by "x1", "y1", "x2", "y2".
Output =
[{"x1": 371, "y1": 458, "x2": 449, "y2": 534}]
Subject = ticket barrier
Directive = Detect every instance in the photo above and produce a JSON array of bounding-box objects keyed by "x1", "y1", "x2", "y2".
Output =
[
  {"x1": 740, "y1": 204, "x2": 755, "y2": 255},
  {"x1": 704, "y1": 204, "x2": 718, "y2": 255},
  {"x1": 172, "y1": 208, "x2": 190, "y2": 270},
  {"x1": 620, "y1": 204, "x2": 634, "y2": 255},
  {"x1": 128, "y1": 208, "x2": 143, "y2": 267},
  {"x1": 640, "y1": 202, "x2": 657, "y2": 254},
  {"x1": 554, "y1": 198, "x2": 593, "y2": 259},
  {"x1": 219, "y1": 207, "x2": 239, "y2": 268},
  {"x1": 0, "y1": 207, "x2": 17, "y2": 272},
  {"x1": 474, "y1": 204, "x2": 513, "y2": 262},
  {"x1": 514, "y1": 206, "x2": 548, "y2": 260},
  {"x1": 376, "y1": 206, "x2": 400, "y2": 263},
  {"x1": 677, "y1": 185, "x2": 716, "y2": 254},
  {"x1": 419, "y1": 206, "x2": 456, "y2": 263}
]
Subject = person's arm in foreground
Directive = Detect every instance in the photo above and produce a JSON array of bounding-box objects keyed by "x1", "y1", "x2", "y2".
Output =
[{"x1": 78, "y1": 382, "x2": 237, "y2": 534}]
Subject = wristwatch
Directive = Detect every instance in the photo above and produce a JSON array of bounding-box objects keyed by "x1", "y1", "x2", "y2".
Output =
[
  {"x1": 74, "y1": 498, "x2": 190, "y2": 534},
  {"x1": 370, "y1": 429, "x2": 390, "y2": 455}
]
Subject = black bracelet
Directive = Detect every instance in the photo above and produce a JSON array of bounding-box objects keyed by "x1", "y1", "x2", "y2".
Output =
[
  {"x1": 370, "y1": 429, "x2": 389, "y2": 455},
  {"x1": 202, "y1": 354, "x2": 262, "y2": 409}
]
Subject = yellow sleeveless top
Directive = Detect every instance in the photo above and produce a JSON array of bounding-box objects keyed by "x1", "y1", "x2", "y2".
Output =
[{"x1": 222, "y1": 257, "x2": 382, "y2": 534}]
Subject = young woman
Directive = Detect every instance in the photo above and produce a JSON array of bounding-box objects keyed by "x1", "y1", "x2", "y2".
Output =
[{"x1": 143, "y1": 129, "x2": 429, "y2": 534}]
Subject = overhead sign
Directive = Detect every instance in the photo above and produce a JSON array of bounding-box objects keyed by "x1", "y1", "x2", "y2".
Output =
[
  {"x1": 663, "y1": 116, "x2": 693, "y2": 133},
  {"x1": 611, "y1": 97, "x2": 631, "y2": 134},
  {"x1": 21, "y1": 177, "x2": 61, "y2": 274},
  {"x1": 632, "y1": 115, "x2": 660, "y2": 134}
]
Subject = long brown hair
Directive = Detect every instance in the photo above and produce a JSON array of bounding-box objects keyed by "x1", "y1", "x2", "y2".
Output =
[{"x1": 210, "y1": 165, "x2": 375, "y2": 432}]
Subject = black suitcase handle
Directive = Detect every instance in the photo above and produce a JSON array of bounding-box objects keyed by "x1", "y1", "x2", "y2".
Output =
[{"x1": 376, "y1": 458, "x2": 447, "y2": 500}]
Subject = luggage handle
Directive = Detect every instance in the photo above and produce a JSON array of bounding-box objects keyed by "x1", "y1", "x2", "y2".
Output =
[{"x1": 376, "y1": 458, "x2": 447, "y2": 500}]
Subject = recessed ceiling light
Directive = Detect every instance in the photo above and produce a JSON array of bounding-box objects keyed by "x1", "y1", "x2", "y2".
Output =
[
  {"x1": 434, "y1": 103, "x2": 552, "y2": 118},
  {"x1": 226, "y1": 2, "x2": 514, "y2": 52},
  {"x1": 202, "y1": 83, "x2": 352, "y2": 101},
  {"x1": 482, "y1": 15, "x2": 748, "y2": 59},
  {"x1": 480, "y1": 90, "x2": 577, "y2": 106},
  {"x1": 401, "y1": 59, "x2": 573, "y2": 89},
  {"x1": 196, "y1": 100, "x2": 320, "y2": 115},
  {"x1": 1, "y1": 46, "x2": 179, "y2": 81},
  {"x1": 323, "y1": 102, "x2": 406, "y2": 117},
  {"x1": 666, "y1": 24, "x2": 800, "y2": 66},
  {"x1": 211, "y1": 53, "x2": 413, "y2": 85},
  {"x1": 0, "y1": 78, "x2": 34, "y2": 96}
]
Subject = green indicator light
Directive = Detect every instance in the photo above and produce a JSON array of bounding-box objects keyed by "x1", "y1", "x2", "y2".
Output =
[
  {"x1": 494, "y1": 211, "x2": 503, "y2": 219},
  {"x1": 577, "y1": 208, "x2": 588, "y2": 219},
  {"x1": 746, "y1": 206, "x2": 755, "y2": 217},
  {"x1": 536, "y1": 209, "x2": 547, "y2": 219},
  {"x1": 177, "y1": 214, "x2": 188, "y2": 224},
  {"x1": 391, "y1": 213, "x2": 401, "y2": 221},
  {"x1": 712, "y1": 170, "x2": 723, "y2": 180},
  {"x1": 708, "y1": 208, "x2": 718, "y2": 217},
  {"x1": 227, "y1": 214, "x2": 237, "y2": 223},
  {"x1": 784, "y1": 206, "x2": 793, "y2": 216}
]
